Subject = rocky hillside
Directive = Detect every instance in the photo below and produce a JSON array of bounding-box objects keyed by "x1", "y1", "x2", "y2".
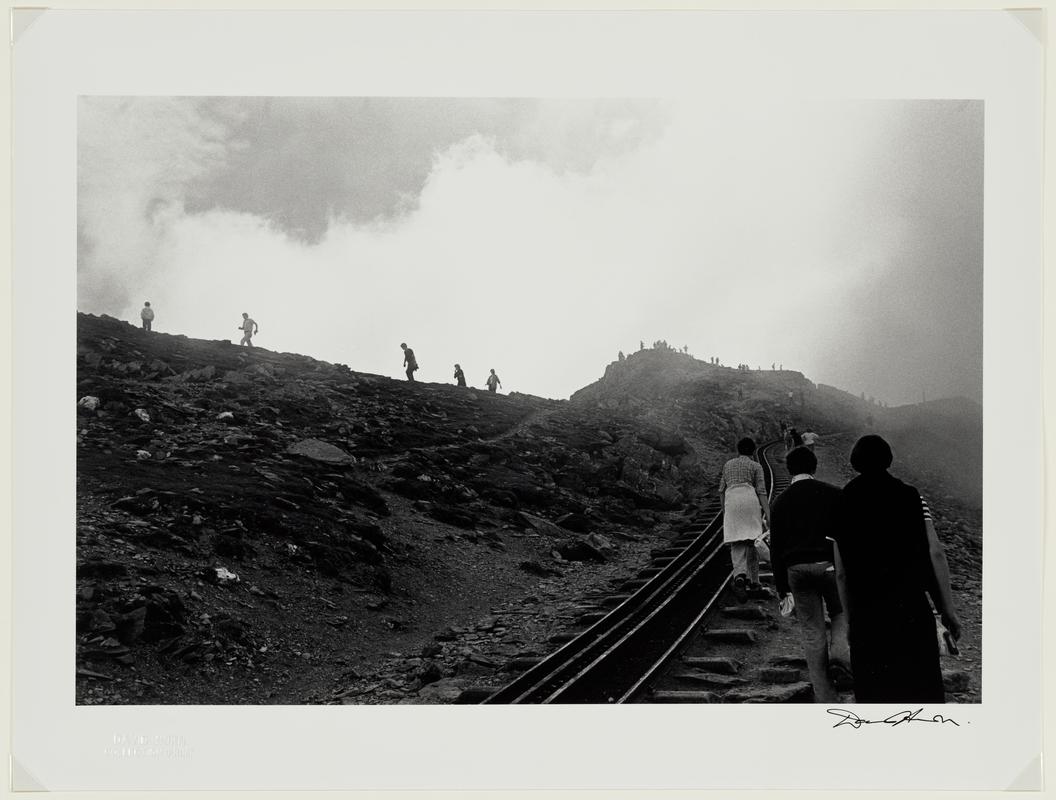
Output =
[
  {"x1": 75, "y1": 317, "x2": 983, "y2": 704},
  {"x1": 75, "y1": 315, "x2": 732, "y2": 704}
]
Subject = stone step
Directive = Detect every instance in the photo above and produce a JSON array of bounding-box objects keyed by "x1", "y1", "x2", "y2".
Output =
[
  {"x1": 670, "y1": 670, "x2": 748, "y2": 688},
  {"x1": 769, "y1": 654, "x2": 808, "y2": 669},
  {"x1": 650, "y1": 690, "x2": 720, "y2": 703},
  {"x1": 601, "y1": 594, "x2": 633, "y2": 607},
  {"x1": 638, "y1": 567, "x2": 663, "y2": 578},
  {"x1": 651, "y1": 556, "x2": 677, "y2": 565},
  {"x1": 702, "y1": 628, "x2": 758, "y2": 645},
  {"x1": 723, "y1": 682, "x2": 814, "y2": 704},
  {"x1": 682, "y1": 656, "x2": 742, "y2": 675},
  {"x1": 754, "y1": 667, "x2": 803, "y2": 684},
  {"x1": 721, "y1": 605, "x2": 770, "y2": 621}
]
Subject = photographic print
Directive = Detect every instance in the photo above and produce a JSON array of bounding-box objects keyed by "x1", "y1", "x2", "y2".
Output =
[
  {"x1": 12, "y1": 8, "x2": 1042, "y2": 793},
  {"x1": 74, "y1": 95, "x2": 982, "y2": 708}
]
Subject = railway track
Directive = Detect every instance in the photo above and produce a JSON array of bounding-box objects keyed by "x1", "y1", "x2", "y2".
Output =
[{"x1": 481, "y1": 439, "x2": 791, "y2": 704}]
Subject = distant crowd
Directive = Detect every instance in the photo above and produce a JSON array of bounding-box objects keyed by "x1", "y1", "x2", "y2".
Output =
[{"x1": 615, "y1": 339, "x2": 790, "y2": 373}]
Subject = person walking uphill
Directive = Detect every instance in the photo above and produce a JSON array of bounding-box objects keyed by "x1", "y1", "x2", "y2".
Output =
[
  {"x1": 719, "y1": 438, "x2": 771, "y2": 602},
  {"x1": 769, "y1": 446, "x2": 851, "y2": 702},
  {"x1": 453, "y1": 364, "x2": 466, "y2": 387},
  {"x1": 828, "y1": 435, "x2": 962, "y2": 703},
  {"x1": 401, "y1": 343, "x2": 418, "y2": 382},
  {"x1": 140, "y1": 302, "x2": 154, "y2": 332},
  {"x1": 485, "y1": 369, "x2": 502, "y2": 393},
  {"x1": 238, "y1": 313, "x2": 258, "y2": 347}
]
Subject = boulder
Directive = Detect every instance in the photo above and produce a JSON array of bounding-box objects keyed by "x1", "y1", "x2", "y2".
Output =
[
  {"x1": 286, "y1": 439, "x2": 355, "y2": 465},
  {"x1": 415, "y1": 677, "x2": 467, "y2": 704},
  {"x1": 519, "y1": 560, "x2": 562, "y2": 577},
  {"x1": 517, "y1": 513, "x2": 566, "y2": 539},
  {"x1": 114, "y1": 606, "x2": 147, "y2": 644},
  {"x1": 556, "y1": 538, "x2": 606, "y2": 563},
  {"x1": 556, "y1": 512, "x2": 592, "y2": 533},
  {"x1": 638, "y1": 427, "x2": 690, "y2": 456}
]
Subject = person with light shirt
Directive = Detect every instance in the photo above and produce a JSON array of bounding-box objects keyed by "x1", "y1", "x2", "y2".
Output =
[
  {"x1": 238, "y1": 313, "x2": 258, "y2": 347},
  {"x1": 801, "y1": 430, "x2": 819, "y2": 451},
  {"x1": 718, "y1": 437, "x2": 771, "y2": 602}
]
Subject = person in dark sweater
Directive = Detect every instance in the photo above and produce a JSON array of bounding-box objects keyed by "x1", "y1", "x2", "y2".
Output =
[
  {"x1": 770, "y1": 446, "x2": 851, "y2": 702},
  {"x1": 829, "y1": 435, "x2": 960, "y2": 703}
]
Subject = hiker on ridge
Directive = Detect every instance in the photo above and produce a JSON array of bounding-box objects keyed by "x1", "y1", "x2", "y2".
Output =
[
  {"x1": 485, "y1": 369, "x2": 502, "y2": 393},
  {"x1": 453, "y1": 363, "x2": 466, "y2": 387},
  {"x1": 140, "y1": 302, "x2": 154, "y2": 332},
  {"x1": 238, "y1": 313, "x2": 258, "y2": 347},
  {"x1": 401, "y1": 343, "x2": 418, "y2": 382}
]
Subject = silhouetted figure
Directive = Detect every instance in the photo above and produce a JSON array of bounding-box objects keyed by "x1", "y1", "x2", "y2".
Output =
[
  {"x1": 829, "y1": 435, "x2": 961, "y2": 702},
  {"x1": 453, "y1": 364, "x2": 466, "y2": 386},
  {"x1": 238, "y1": 313, "x2": 258, "y2": 347},
  {"x1": 770, "y1": 446, "x2": 851, "y2": 702},
  {"x1": 719, "y1": 438, "x2": 771, "y2": 601},
  {"x1": 772, "y1": 363, "x2": 776, "y2": 370},
  {"x1": 789, "y1": 427, "x2": 803, "y2": 448},
  {"x1": 618, "y1": 351, "x2": 625, "y2": 362},
  {"x1": 401, "y1": 343, "x2": 418, "y2": 381},
  {"x1": 639, "y1": 340, "x2": 644, "y2": 351},
  {"x1": 140, "y1": 302, "x2": 154, "y2": 332},
  {"x1": 485, "y1": 369, "x2": 502, "y2": 393}
]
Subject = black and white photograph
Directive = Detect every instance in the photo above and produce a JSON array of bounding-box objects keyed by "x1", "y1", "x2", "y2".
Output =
[
  {"x1": 9, "y1": 7, "x2": 1045, "y2": 794},
  {"x1": 73, "y1": 95, "x2": 984, "y2": 708}
]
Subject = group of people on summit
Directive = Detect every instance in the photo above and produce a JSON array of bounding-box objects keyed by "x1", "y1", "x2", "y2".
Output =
[{"x1": 719, "y1": 434, "x2": 961, "y2": 704}]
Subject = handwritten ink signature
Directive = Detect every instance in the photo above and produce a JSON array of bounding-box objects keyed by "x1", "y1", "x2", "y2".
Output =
[{"x1": 826, "y1": 708, "x2": 961, "y2": 729}]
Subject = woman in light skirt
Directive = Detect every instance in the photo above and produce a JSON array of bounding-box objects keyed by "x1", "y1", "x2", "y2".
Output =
[{"x1": 719, "y1": 437, "x2": 771, "y2": 601}]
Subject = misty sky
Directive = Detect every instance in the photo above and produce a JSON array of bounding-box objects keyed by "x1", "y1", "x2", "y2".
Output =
[{"x1": 77, "y1": 97, "x2": 982, "y2": 405}]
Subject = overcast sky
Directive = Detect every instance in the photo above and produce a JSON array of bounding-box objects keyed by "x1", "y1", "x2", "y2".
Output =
[{"x1": 77, "y1": 97, "x2": 982, "y2": 405}]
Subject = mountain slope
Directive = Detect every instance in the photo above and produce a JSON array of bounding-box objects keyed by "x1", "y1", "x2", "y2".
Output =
[{"x1": 74, "y1": 317, "x2": 982, "y2": 704}]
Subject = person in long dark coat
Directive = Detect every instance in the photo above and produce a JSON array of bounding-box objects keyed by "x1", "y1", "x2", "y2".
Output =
[{"x1": 829, "y1": 435, "x2": 962, "y2": 703}]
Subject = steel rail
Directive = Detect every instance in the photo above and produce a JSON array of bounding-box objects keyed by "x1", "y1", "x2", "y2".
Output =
[
  {"x1": 482, "y1": 438, "x2": 786, "y2": 705},
  {"x1": 618, "y1": 439, "x2": 787, "y2": 702}
]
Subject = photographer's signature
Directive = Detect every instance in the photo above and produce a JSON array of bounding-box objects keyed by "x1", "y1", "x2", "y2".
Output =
[{"x1": 827, "y1": 708, "x2": 961, "y2": 729}]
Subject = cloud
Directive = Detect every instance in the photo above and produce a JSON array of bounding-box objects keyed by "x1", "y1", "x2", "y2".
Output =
[{"x1": 77, "y1": 97, "x2": 982, "y2": 403}]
